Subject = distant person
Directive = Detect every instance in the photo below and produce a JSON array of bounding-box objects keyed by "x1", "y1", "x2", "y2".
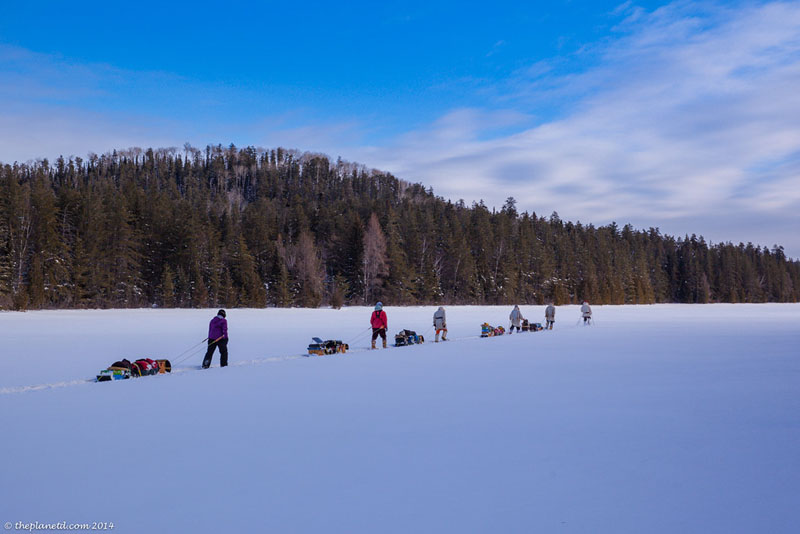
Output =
[
  {"x1": 370, "y1": 302, "x2": 388, "y2": 349},
  {"x1": 545, "y1": 302, "x2": 556, "y2": 330},
  {"x1": 202, "y1": 309, "x2": 228, "y2": 368},
  {"x1": 433, "y1": 306, "x2": 447, "y2": 342},
  {"x1": 509, "y1": 305, "x2": 525, "y2": 333},
  {"x1": 581, "y1": 301, "x2": 592, "y2": 325}
]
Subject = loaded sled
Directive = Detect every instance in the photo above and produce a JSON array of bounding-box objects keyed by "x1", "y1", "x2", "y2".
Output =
[
  {"x1": 481, "y1": 323, "x2": 505, "y2": 337},
  {"x1": 394, "y1": 329, "x2": 424, "y2": 347},
  {"x1": 96, "y1": 358, "x2": 171, "y2": 382},
  {"x1": 307, "y1": 337, "x2": 349, "y2": 356},
  {"x1": 521, "y1": 319, "x2": 544, "y2": 332}
]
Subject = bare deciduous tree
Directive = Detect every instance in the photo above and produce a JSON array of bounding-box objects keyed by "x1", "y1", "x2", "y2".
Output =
[
  {"x1": 363, "y1": 213, "x2": 388, "y2": 304},
  {"x1": 294, "y1": 231, "x2": 324, "y2": 307}
]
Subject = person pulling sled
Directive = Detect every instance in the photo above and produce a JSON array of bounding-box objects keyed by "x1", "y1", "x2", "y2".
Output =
[
  {"x1": 509, "y1": 305, "x2": 525, "y2": 333},
  {"x1": 203, "y1": 309, "x2": 229, "y2": 368},
  {"x1": 370, "y1": 302, "x2": 388, "y2": 349},
  {"x1": 545, "y1": 302, "x2": 556, "y2": 330},
  {"x1": 580, "y1": 301, "x2": 592, "y2": 325},
  {"x1": 433, "y1": 306, "x2": 447, "y2": 342}
]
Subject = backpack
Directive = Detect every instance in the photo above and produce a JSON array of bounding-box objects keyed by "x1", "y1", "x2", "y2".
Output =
[{"x1": 132, "y1": 358, "x2": 159, "y2": 377}]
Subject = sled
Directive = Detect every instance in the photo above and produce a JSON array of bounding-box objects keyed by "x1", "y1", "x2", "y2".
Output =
[
  {"x1": 481, "y1": 323, "x2": 495, "y2": 337},
  {"x1": 394, "y1": 329, "x2": 424, "y2": 347},
  {"x1": 530, "y1": 322, "x2": 544, "y2": 332},
  {"x1": 307, "y1": 337, "x2": 349, "y2": 356},
  {"x1": 131, "y1": 358, "x2": 172, "y2": 377},
  {"x1": 96, "y1": 358, "x2": 172, "y2": 382},
  {"x1": 96, "y1": 367, "x2": 132, "y2": 382}
]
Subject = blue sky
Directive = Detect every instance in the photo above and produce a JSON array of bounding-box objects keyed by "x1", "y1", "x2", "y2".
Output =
[{"x1": 2, "y1": 0, "x2": 799, "y2": 257}]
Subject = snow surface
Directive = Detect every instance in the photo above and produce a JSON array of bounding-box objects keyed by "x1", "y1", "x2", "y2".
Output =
[{"x1": 2, "y1": 304, "x2": 799, "y2": 533}]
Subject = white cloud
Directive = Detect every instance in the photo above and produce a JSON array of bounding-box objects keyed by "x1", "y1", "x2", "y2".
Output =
[{"x1": 350, "y1": 1, "x2": 800, "y2": 256}]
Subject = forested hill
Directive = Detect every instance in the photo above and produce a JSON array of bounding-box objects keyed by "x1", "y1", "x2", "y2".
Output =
[{"x1": 1, "y1": 145, "x2": 798, "y2": 310}]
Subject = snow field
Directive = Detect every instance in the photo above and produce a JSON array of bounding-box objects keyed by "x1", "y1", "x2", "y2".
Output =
[{"x1": 1, "y1": 304, "x2": 799, "y2": 533}]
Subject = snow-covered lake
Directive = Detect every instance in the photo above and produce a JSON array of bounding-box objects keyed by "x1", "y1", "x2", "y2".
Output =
[{"x1": 2, "y1": 304, "x2": 799, "y2": 533}]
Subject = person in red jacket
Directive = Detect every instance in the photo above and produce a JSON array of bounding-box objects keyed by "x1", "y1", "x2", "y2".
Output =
[{"x1": 370, "y1": 302, "x2": 388, "y2": 349}]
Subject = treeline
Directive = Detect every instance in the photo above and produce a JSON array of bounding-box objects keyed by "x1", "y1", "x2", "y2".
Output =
[{"x1": 1, "y1": 144, "x2": 798, "y2": 310}]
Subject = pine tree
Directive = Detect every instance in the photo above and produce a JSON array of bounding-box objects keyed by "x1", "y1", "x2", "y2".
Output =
[
  {"x1": 0, "y1": 167, "x2": 15, "y2": 307},
  {"x1": 2, "y1": 172, "x2": 32, "y2": 306},
  {"x1": 232, "y1": 240, "x2": 266, "y2": 307},
  {"x1": 0, "y1": 145, "x2": 796, "y2": 308}
]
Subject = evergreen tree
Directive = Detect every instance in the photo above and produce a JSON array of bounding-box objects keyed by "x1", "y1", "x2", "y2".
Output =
[{"x1": 0, "y1": 145, "x2": 796, "y2": 309}]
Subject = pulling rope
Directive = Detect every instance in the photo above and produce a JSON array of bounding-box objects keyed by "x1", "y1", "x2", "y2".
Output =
[
  {"x1": 346, "y1": 326, "x2": 373, "y2": 346},
  {"x1": 172, "y1": 337, "x2": 223, "y2": 366},
  {"x1": 173, "y1": 338, "x2": 208, "y2": 362},
  {"x1": 173, "y1": 345, "x2": 207, "y2": 366}
]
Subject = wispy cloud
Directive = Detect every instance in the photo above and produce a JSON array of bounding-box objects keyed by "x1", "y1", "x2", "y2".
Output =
[
  {"x1": 353, "y1": 1, "x2": 800, "y2": 255},
  {"x1": 0, "y1": 44, "x2": 358, "y2": 162},
  {"x1": 486, "y1": 40, "x2": 506, "y2": 57}
]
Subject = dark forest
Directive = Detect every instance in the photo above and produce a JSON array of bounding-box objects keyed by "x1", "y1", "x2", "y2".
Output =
[{"x1": 1, "y1": 144, "x2": 797, "y2": 310}]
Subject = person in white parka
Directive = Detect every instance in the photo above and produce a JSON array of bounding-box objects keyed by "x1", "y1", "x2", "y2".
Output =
[
  {"x1": 545, "y1": 302, "x2": 556, "y2": 330},
  {"x1": 433, "y1": 307, "x2": 447, "y2": 342},
  {"x1": 580, "y1": 301, "x2": 592, "y2": 325},
  {"x1": 509, "y1": 305, "x2": 525, "y2": 333}
]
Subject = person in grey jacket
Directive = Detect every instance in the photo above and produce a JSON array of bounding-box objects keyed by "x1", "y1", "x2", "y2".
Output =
[
  {"x1": 545, "y1": 302, "x2": 556, "y2": 330},
  {"x1": 509, "y1": 305, "x2": 524, "y2": 333},
  {"x1": 581, "y1": 301, "x2": 592, "y2": 324},
  {"x1": 433, "y1": 306, "x2": 447, "y2": 342}
]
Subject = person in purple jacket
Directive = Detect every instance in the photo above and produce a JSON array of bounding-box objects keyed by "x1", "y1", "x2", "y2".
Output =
[{"x1": 202, "y1": 309, "x2": 228, "y2": 369}]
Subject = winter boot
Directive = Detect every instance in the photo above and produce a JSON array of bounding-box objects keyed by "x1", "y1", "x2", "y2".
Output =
[
  {"x1": 382, "y1": 338, "x2": 387, "y2": 349},
  {"x1": 371, "y1": 340, "x2": 376, "y2": 350},
  {"x1": 442, "y1": 333, "x2": 447, "y2": 341},
  {"x1": 435, "y1": 332, "x2": 440, "y2": 342}
]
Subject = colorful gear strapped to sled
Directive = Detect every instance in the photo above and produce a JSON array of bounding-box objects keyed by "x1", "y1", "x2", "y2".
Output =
[{"x1": 307, "y1": 338, "x2": 349, "y2": 356}]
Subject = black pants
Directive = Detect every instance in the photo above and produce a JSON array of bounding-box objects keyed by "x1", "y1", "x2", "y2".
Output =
[
  {"x1": 371, "y1": 328, "x2": 386, "y2": 341},
  {"x1": 203, "y1": 338, "x2": 228, "y2": 368}
]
